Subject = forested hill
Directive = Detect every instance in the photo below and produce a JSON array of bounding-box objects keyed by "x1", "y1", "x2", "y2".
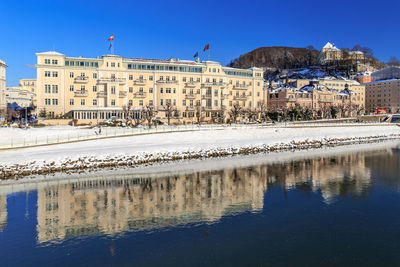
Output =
[{"x1": 228, "y1": 46, "x2": 320, "y2": 69}]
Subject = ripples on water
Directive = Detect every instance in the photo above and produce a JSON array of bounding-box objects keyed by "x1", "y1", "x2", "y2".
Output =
[{"x1": 0, "y1": 143, "x2": 400, "y2": 266}]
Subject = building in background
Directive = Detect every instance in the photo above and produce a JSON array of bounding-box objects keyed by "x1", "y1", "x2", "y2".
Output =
[
  {"x1": 35, "y1": 51, "x2": 265, "y2": 123},
  {"x1": 5, "y1": 87, "x2": 35, "y2": 107},
  {"x1": 354, "y1": 71, "x2": 372, "y2": 84},
  {"x1": 19, "y1": 79, "x2": 37, "y2": 107},
  {"x1": 0, "y1": 59, "x2": 7, "y2": 117},
  {"x1": 371, "y1": 66, "x2": 400, "y2": 82},
  {"x1": 365, "y1": 79, "x2": 400, "y2": 113}
]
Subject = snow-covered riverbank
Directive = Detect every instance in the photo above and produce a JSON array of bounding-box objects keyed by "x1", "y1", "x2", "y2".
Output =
[{"x1": 0, "y1": 124, "x2": 399, "y2": 179}]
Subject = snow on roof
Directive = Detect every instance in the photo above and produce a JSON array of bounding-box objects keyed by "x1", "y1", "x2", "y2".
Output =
[
  {"x1": 298, "y1": 83, "x2": 331, "y2": 93},
  {"x1": 36, "y1": 51, "x2": 64, "y2": 56},
  {"x1": 322, "y1": 42, "x2": 340, "y2": 51},
  {"x1": 349, "y1": 51, "x2": 363, "y2": 55}
]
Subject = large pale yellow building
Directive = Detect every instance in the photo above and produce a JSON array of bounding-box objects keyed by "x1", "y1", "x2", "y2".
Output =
[
  {"x1": 19, "y1": 79, "x2": 37, "y2": 107},
  {"x1": 35, "y1": 51, "x2": 265, "y2": 123}
]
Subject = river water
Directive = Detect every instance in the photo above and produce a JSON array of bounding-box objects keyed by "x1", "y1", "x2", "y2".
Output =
[{"x1": 0, "y1": 142, "x2": 400, "y2": 266}]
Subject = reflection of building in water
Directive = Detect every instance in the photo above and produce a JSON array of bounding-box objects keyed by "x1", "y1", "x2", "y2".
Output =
[
  {"x1": 37, "y1": 167, "x2": 268, "y2": 243},
  {"x1": 267, "y1": 153, "x2": 371, "y2": 203},
  {"x1": 0, "y1": 195, "x2": 7, "y2": 231}
]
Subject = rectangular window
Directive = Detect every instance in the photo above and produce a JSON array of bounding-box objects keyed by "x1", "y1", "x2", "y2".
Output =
[
  {"x1": 139, "y1": 100, "x2": 143, "y2": 106},
  {"x1": 52, "y1": 99, "x2": 58, "y2": 105},
  {"x1": 92, "y1": 86, "x2": 97, "y2": 92},
  {"x1": 129, "y1": 75, "x2": 133, "y2": 80},
  {"x1": 51, "y1": 85, "x2": 58, "y2": 94},
  {"x1": 111, "y1": 86, "x2": 115, "y2": 94},
  {"x1": 149, "y1": 76, "x2": 153, "y2": 81},
  {"x1": 128, "y1": 100, "x2": 133, "y2": 106},
  {"x1": 111, "y1": 99, "x2": 115, "y2": 105},
  {"x1": 160, "y1": 88, "x2": 163, "y2": 93},
  {"x1": 44, "y1": 59, "x2": 50, "y2": 64},
  {"x1": 149, "y1": 88, "x2": 153, "y2": 93},
  {"x1": 44, "y1": 71, "x2": 51, "y2": 77},
  {"x1": 70, "y1": 85, "x2": 74, "y2": 91},
  {"x1": 80, "y1": 85, "x2": 85, "y2": 91},
  {"x1": 93, "y1": 99, "x2": 97, "y2": 105},
  {"x1": 81, "y1": 99, "x2": 85, "y2": 105},
  {"x1": 70, "y1": 72, "x2": 74, "y2": 78},
  {"x1": 93, "y1": 73, "x2": 97, "y2": 79},
  {"x1": 129, "y1": 87, "x2": 133, "y2": 93},
  {"x1": 52, "y1": 71, "x2": 58, "y2": 77},
  {"x1": 183, "y1": 99, "x2": 186, "y2": 106},
  {"x1": 149, "y1": 100, "x2": 153, "y2": 105},
  {"x1": 69, "y1": 99, "x2": 74, "y2": 105},
  {"x1": 160, "y1": 99, "x2": 163, "y2": 105},
  {"x1": 45, "y1": 84, "x2": 51, "y2": 93},
  {"x1": 51, "y1": 59, "x2": 58, "y2": 65},
  {"x1": 45, "y1": 98, "x2": 51, "y2": 105},
  {"x1": 111, "y1": 62, "x2": 115, "y2": 67}
]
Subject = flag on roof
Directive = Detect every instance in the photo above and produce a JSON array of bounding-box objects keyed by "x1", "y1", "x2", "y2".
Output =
[
  {"x1": 193, "y1": 52, "x2": 199, "y2": 58},
  {"x1": 108, "y1": 34, "x2": 114, "y2": 41},
  {"x1": 203, "y1": 44, "x2": 210, "y2": 52}
]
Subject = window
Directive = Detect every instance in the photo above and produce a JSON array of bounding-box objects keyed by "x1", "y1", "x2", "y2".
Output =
[
  {"x1": 92, "y1": 86, "x2": 97, "y2": 92},
  {"x1": 166, "y1": 88, "x2": 171, "y2": 93},
  {"x1": 160, "y1": 88, "x2": 163, "y2": 93},
  {"x1": 44, "y1": 71, "x2": 51, "y2": 77},
  {"x1": 129, "y1": 87, "x2": 133, "y2": 93},
  {"x1": 183, "y1": 77, "x2": 187, "y2": 82},
  {"x1": 128, "y1": 100, "x2": 133, "y2": 106},
  {"x1": 52, "y1": 71, "x2": 58, "y2": 77},
  {"x1": 80, "y1": 85, "x2": 85, "y2": 91},
  {"x1": 183, "y1": 99, "x2": 186, "y2": 106},
  {"x1": 111, "y1": 99, "x2": 115, "y2": 105},
  {"x1": 111, "y1": 86, "x2": 115, "y2": 94},
  {"x1": 160, "y1": 99, "x2": 163, "y2": 105},
  {"x1": 81, "y1": 99, "x2": 85, "y2": 105},
  {"x1": 69, "y1": 85, "x2": 74, "y2": 92},
  {"x1": 93, "y1": 99, "x2": 97, "y2": 105},
  {"x1": 44, "y1": 59, "x2": 50, "y2": 64},
  {"x1": 183, "y1": 89, "x2": 186, "y2": 94},
  {"x1": 149, "y1": 76, "x2": 153, "y2": 81},
  {"x1": 70, "y1": 72, "x2": 74, "y2": 78},
  {"x1": 45, "y1": 98, "x2": 51, "y2": 105},
  {"x1": 149, "y1": 100, "x2": 153, "y2": 105},
  {"x1": 51, "y1": 85, "x2": 58, "y2": 94},
  {"x1": 111, "y1": 62, "x2": 115, "y2": 67},
  {"x1": 129, "y1": 75, "x2": 133, "y2": 80},
  {"x1": 139, "y1": 100, "x2": 143, "y2": 106},
  {"x1": 214, "y1": 100, "x2": 218, "y2": 106},
  {"x1": 52, "y1": 99, "x2": 58, "y2": 105},
  {"x1": 149, "y1": 88, "x2": 153, "y2": 93},
  {"x1": 93, "y1": 73, "x2": 97, "y2": 79},
  {"x1": 69, "y1": 99, "x2": 74, "y2": 105}
]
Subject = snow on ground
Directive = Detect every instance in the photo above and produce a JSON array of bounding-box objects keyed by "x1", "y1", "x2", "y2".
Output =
[{"x1": 0, "y1": 125, "x2": 398, "y2": 166}]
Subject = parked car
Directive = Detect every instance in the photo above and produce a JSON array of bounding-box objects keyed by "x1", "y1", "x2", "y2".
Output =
[{"x1": 382, "y1": 114, "x2": 400, "y2": 124}]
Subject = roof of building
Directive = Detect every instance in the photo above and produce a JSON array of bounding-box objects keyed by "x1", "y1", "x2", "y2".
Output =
[
  {"x1": 36, "y1": 51, "x2": 64, "y2": 56},
  {"x1": 322, "y1": 42, "x2": 340, "y2": 51}
]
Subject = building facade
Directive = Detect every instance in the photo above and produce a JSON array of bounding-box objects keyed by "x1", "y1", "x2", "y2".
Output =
[
  {"x1": 365, "y1": 79, "x2": 400, "y2": 113},
  {"x1": 19, "y1": 79, "x2": 37, "y2": 107},
  {"x1": 0, "y1": 59, "x2": 7, "y2": 117},
  {"x1": 5, "y1": 87, "x2": 35, "y2": 107},
  {"x1": 36, "y1": 52, "x2": 265, "y2": 123},
  {"x1": 268, "y1": 81, "x2": 363, "y2": 118}
]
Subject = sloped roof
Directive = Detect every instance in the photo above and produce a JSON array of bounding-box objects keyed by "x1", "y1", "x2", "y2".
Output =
[
  {"x1": 322, "y1": 42, "x2": 340, "y2": 51},
  {"x1": 36, "y1": 51, "x2": 64, "y2": 56}
]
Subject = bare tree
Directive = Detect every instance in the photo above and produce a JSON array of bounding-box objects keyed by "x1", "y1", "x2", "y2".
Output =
[
  {"x1": 122, "y1": 104, "x2": 133, "y2": 126},
  {"x1": 387, "y1": 56, "x2": 400, "y2": 66},
  {"x1": 229, "y1": 104, "x2": 242, "y2": 123},
  {"x1": 259, "y1": 101, "x2": 269, "y2": 122},
  {"x1": 141, "y1": 105, "x2": 157, "y2": 128},
  {"x1": 162, "y1": 102, "x2": 176, "y2": 125}
]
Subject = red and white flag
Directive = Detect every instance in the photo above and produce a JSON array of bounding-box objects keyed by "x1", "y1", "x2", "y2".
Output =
[
  {"x1": 203, "y1": 43, "x2": 210, "y2": 52},
  {"x1": 108, "y1": 34, "x2": 114, "y2": 41}
]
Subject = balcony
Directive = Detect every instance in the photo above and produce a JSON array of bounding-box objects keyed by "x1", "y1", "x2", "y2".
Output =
[
  {"x1": 185, "y1": 106, "x2": 195, "y2": 111},
  {"x1": 234, "y1": 95, "x2": 248, "y2": 100},
  {"x1": 119, "y1": 91, "x2": 127, "y2": 98},
  {"x1": 185, "y1": 94, "x2": 196, "y2": 99},
  {"x1": 202, "y1": 82, "x2": 226, "y2": 88},
  {"x1": 134, "y1": 79, "x2": 147, "y2": 85},
  {"x1": 97, "y1": 91, "x2": 107, "y2": 98},
  {"x1": 134, "y1": 92, "x2": 147, "y2": 98},
  {"x1": 74, "y1": 90, "x2": 88, "y2": 97},
  {"x1": 233, "y1": 84, "x2": 248, "y2": 90},
  {"x1": 156, "y1": 79, "x2": 178, "y2": 85},
  {"x1": 222, "y1": 105, "x2": 227, "y2": 110},
  {"x1": 74, "y1": 76, "x2": 89, "y2": 83},
  {"x1": 201, "y1": 94, "x2": 212, "y2": 99},
  {"x1": 185, "y1": 81, "x2": 198, "y2": 87},
  {"x1": 97, "y1": 78, "x2": 126, "y2": 84}
]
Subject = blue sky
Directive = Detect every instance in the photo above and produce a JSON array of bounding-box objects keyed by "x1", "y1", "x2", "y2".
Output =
[{"x1": 1, "y1": 0, "x2": 399, "y2": 86}]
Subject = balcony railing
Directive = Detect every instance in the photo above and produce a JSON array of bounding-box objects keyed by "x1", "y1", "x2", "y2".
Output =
[
  {"x1": 185, "y1": 81, "x2": 198, "y2": 87},
  {"x1": 97, "y1": 91, "x2": 107, "y2": 98},
  {"x1": 74, "y1": 76, "x2": 89, "y2": 83},
  {"x1": 185, "y1": 106, "x2": 195, "y2": 111},
  {"x1": 202, "y1": 82, "x2": 226, "y2": 88},
  {"x1": 119, "y1": 91, "x2": 127, "y2": 98},
  {"x1": 97, "y1": 78, "x2": 126, "y2": 84},
  {"x1": 234, "y1": 95, "x2": 248, "y2": 100},
  {"x1": 201, "y1": 94, "x2": 212, "y2": 99},
  {"x1": 185, "y1": 94, "x2": 196, "y2": 99},
  {"x1": 233, "y1": 84, "x2": 248, "y2": 90},
  {"x1": 134, "y1": 92, "x2": 147, "y2": 98},
  {"x1": 74, "y1": 90, "x2": 88, "y2": 97},
  {"x1": 156, "y1": 80, "x2": 178, "y2": 84},
  {"x1": 134, "y1": 79, "x2": 147, "y2": 85}
]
